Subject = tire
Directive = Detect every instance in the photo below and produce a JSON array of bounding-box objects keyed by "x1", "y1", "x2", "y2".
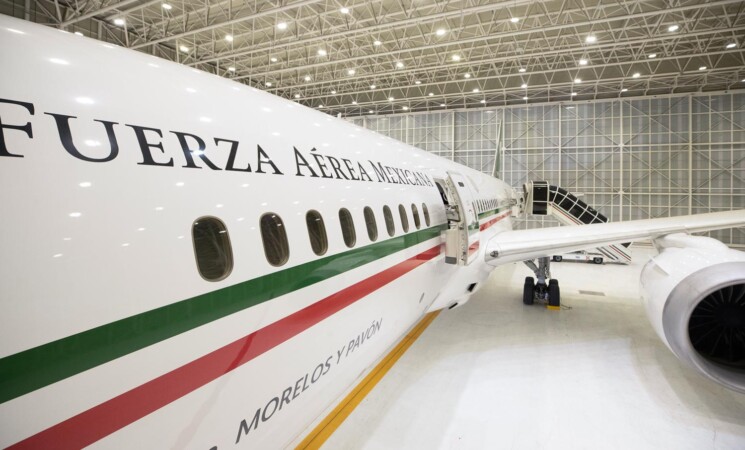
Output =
[
  {"x1": 553, "y1": 255, "x2": 563, "y2": 262},
  {"x1": 593, "y1": 257, "x2": 603, "y2": 264},
  {"x1": 548, "y1": 280, "x2": 560, "y2": 307},
  {"x1": 523, "y1": 276, "x2": 535, "y2": 305}
]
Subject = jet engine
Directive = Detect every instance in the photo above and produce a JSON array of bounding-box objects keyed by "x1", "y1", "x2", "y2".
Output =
[{"x1": 641, "y1": 233, "x2": 745, "y2": 393}]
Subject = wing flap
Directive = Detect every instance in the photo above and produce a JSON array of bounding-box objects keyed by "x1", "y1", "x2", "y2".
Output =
[{"x1": 485, "y1": 210, "x2": 745, "y2": 265}]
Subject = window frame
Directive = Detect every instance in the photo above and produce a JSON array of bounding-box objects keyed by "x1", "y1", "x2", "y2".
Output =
[
  {"x1": 260, "y1": 212, "x2": 291, "y2": 267},
  {"x1": 192, "y1": 216, "x2": 234, "y2": 282}
]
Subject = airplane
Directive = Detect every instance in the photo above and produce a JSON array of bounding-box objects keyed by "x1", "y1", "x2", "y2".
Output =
[{"x1": 0, "y1": 14, "x2": 744, "y2": 450}]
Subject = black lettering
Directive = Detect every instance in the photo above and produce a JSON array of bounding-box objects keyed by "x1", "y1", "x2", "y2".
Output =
[
  {"x1": 301, "y1": 373, "x2": 310, "y2": 392},
  {"x1": 325, "y1": 156, "x2": 349, "y2": 180},
  {"x1": 342, "y1": 158, "x2": 360, "y2": 181},
  {"x1": 311, "y1": 363, "x2": 324, "y2": 383},
  {"x1": 261, "y1": 397, "x2": 279, "y2": 422},
  {"x1": 357, "y1": 162, "x2": 372, "y2": 182},
  {"x1": 171, "y1": 131, "x2": 220, "y2": 170},
  {"x1": 46, "y1": 113, "x2": 119, "y2": 163},
  {"x1": 323, "y1": 356, "x2": 333, "y2": 375},
  {"x1": 279, "y1": 386, "x2": 293, "y2": 410},
  {"x1": 403, "y1": 169, "x2": 417, "y2": 185},
  {"x1": 216, "y1": 137, "x2": 251, "y2": 172},
  {"x1": 0, "y1": 98, "x2": 34, "y2": 157},
  {"x1": 368, "y1": 161, "x2": 390, "y2": 183},
  {"x1": 311, "y1": 153, "x2": 333, "y2": 178},
  {"x1": 126, "y1": 124, "x2": 173, "y2": 166},
  {"x1": 293, "y1": 147, "x2": 318, "y2": 177},
  {"x1": 235, "y1": 409, "x2": 261, "y2": 443},
  {"x1": 336, "y1": 345, "x2": 346, "y2": 364},
  {"x1": 256, "y1": 145, "x2": 283, "y2": 175},
  {"x1": 385, "y1": 166, "x2": 400, "y2": 184},
  {"x1": 292, "y1": 377, "x2": 304, "y2": 400}
]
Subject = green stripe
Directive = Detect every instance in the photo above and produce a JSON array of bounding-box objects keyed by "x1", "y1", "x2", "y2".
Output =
[
  {"x1": 0, "y1": 225, "x2": 446, "y2": 405},
  {"x1": 478, "y1": 206, "x2": 509, "y2": 220}
]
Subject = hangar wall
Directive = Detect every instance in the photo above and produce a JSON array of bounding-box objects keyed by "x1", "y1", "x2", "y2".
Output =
[{"x1": 348, "y1": 92, "x2": 745, "y2": 247}]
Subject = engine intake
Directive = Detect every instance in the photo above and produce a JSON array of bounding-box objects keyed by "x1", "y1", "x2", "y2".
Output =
[{"x1": 688, "y1": 283, "x2": 745, "y2": 370}]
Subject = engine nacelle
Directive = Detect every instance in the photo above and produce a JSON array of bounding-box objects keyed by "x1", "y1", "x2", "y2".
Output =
[{"x1": 641, "y1": 233, "x2": 745, "y2": 393}]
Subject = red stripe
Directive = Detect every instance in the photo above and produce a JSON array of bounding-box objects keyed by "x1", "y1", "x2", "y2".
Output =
[
  {"x1": 468, "y1": 241, "x2": 480, "y2": 256},
  {"x1": 9, "y1": 245, "x2": 442, "y2": 449},
  {"x1": 479, "y1": 211, "x2": 511, "y2": 231}
]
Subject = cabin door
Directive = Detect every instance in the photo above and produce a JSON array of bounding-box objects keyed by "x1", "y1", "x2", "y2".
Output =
[{"x1": 437, "y1": 172, "x2": 480, "y2": 265}]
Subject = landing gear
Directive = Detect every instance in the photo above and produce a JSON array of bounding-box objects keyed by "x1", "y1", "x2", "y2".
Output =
[
  {"x1": 593, "y1": 257, "x2": 603, "y2": 264},
  {"x1": 522, "y1": 257, "x2": 561, "y2": 308}
]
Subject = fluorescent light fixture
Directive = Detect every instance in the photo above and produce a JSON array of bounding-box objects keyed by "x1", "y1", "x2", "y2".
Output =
[
  {"x1": 574, "y1": 78, "x2": 582, "y2": 83},
  {"x1": 436, "y1": 28, "x2": 446, "y2": 36},
  {"x1": 668, "y1": 24, "x2": 679, "y2": 32},
  {"x1": 521, "y1": 83, "x2": 528, "y2": 88},
  {"x1": 352, "y1": 101, "x2": 357, "y2": 105},
  {"x1": 294, "y1": 94, "x2": 301, "y2": 98},
  {"x1": 265, "y1": 82, "x2": 272, "y2": 87},
  {"x1": 374, "y1": 40, "x2": 382, "y2": 46},
  {"x1": 579, "y1": 59, "x2": 588, "y2": 65},
  {"x1": 429, "y1": 92, "x2": 434, "y2": 96},
  {"x1": 340, "y1": 7, "x2": 349, "y2": 14},
  {"x1": 632, "y1": 72, "x2": 640, "y2": 78},
  {"x1": 518, "y1": 68, "x2": 526, "y2": 73},
  {"x1": 452, "y1": 54, "x2": 461, "y2": 61},
  {"x1": 415, "y1": 80, "x2": 421, "y2": 85},
  {"x1": 347, "y1": 69, "x2": 356, "y2": 75},
  {"x1": 571, "y1": 92, "x2": 578, "y2": 96},
  {"x1": 179, "y1": 45, "x2": 189, "y2": 52},
  {"x1": 369, "y1": 110, "x2": 374, "y2": 113},
  {"x1": 726, "y1": 43, "x2": 737, "y2": 49},
  {"x1": 699, "y1": 66, "x2": 707, "y2": 70},
  {"x1": 162, "y1": 3, "x2": 172, "y2": 9},
  {"x1": 317, "y1": 49, "x2": 327, "y2": 56},
  {"x1": 621, "y1": 88, "x2": 628, "y2": 92},
  {"x1": 277, "y1": 22, "x2": 288, "y2": 30},
  {"x1": 480, "y1": 99, "x2": 486, "y2": 104},
  {"x1": 304, "y1": 75, "x2": 311, "y2": 81},
  {"x1": 228, "y1": 66, "x2": 236, "y2": 72},
  {"x1": 270, "y1": 57, "x2": 278, "y2": 62},
  {"x1": 331, "y1": 90, "x2": 337, "y2": 94},
  {"x1": 402, "y1": 106, "x2": 408, "y2": 110},
  {"x1": 585, "y1": 35, "x2": 597, "y2": 43},
  {"x1": 370, "y1": 85, "x2": 376, "y2": 89},
  {"x1": 114, "y1": 18, "x2": 125, "y2": 26},
  {"x1": 225, "y1": 34, "x2": 233, "y2": 42},
  {"x1": 396, "y1": 61, "x2": 404, "y2": 68},
  {"x1": 318, "y1": 105, "x2": 324, "y2": 108},
  {"x1": 523, "y1": 96, "x2": 529, "y2": 100},
  {"x1": 648, "y1": 53, "x2": 657, "y2": 58},
  {"x1": 511, "y1": 17, "x2": 520, "y2": 23},
  {"x1": 440, "y1": 103, "x2": 446, "y2": 107},
  {"x1": 464, "y1": 73, "x2": 471, "y2": 78},
  {"x1": 472, "y1": 88, "x2": 479, "y2": 93},
  {"x1": 388, "y1": 97, "x2": 394, "y2": 101}
]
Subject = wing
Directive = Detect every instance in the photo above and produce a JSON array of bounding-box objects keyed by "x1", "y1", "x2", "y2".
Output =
[{"x1": 485, "y1": 210, "x2": 745, "y2": 265}]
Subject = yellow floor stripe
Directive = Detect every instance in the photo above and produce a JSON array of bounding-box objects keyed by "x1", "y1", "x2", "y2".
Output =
[{"x1": 296, "y1": 310, "x2": 442, "y2": 450}]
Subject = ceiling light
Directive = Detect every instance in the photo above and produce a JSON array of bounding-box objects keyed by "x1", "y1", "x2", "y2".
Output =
[
  {"x1": 402, "y1": 106, "x2": 408, "y2": 110},
  {"x1": 511, "y1": 17, "x2": 520, "y2": 23},
  {"x1": 370, "y1": 85, "x2": 376, "y2": 89},
  {"x1": 464, "y1": 73, "x2": 471, "y2": 78},
  {"x1": 521, "y1": 83, "x2": 528, "y2": 88},
  {"x1": 265, "y1": 82, "x2": 272, "y2": 87},
  {"x1": 340, "y1": 7, "x2": 350, "y2": 14},
  {"x1": 304, "y1": 75, "x2": 311, "y2": 81},
  {"x1": 415, "y1": 80, "x2": 421, "y2": 85},
  {"x1": 574, "y1": 78, "x2": 582, "y2": 83},
  {"x1": 523, "y1": 96, "x2": 529, "y2": 100},
  {"x1": 648, "y1": 53, "x2": 657, "y2": 59},
  {"x1": 632, "y1": 72, "x2": 640, "y2": 78},
  {"x1": 369, "y1": 110, "x2": 374, "y2": 113},
  {"x1": 518, "y1": 68, "x2": 526, "y2": 73},
  {"x1": 114, "y1": 18, "x2": 125, "y2": 26},
  {"x1": 472, "y1": 88, "x2": 479, "y2": 93},
  {"x1": 668, "y1": 24, "x2": 679, "y2": 32},
  {"x1": 579, "y1": 58, "x2": 588, "y2": 66},
  {"x1": 571, "y1": 92, "x2": 578, "y2": 96},
  {"x1": 225, "y1": 34, "x2": 233, "y2": 42},
  {"x1": 352, "y1": 101, "x2": 357, "y2": 105},
  {"x1": 621, "y1": 88, "x2": 628, "y2": 92},
  {"x1": 726, "y1": 43, "x2": 737, "y2": 49},
  {"x1": 480, "y1": 99, "x2": 486, "y2": 104},
  {"x1": 429, "y1": 93, "x2": 434, "y2": 96},
  {"x1": 699, "y1": 66, "x2": 707, "y2": 71},
  {"x1": 179, "y1": 45, "x2": 189, "y2": 53},
  {"x1": 162, "y1": 3, "x2": 172, "y2": 9},
  {"x1": 388, "y1": 97, "x2": 394, "y2": 101},
  {"x1": 228, "y1": 66, "x2": 236, "y2": 72},
  {"x1": 374, "y1": 40, "x2": 382, "y2": 46},
  {"x1": 396, "y1": 62, "x2": 404, "y2": 68},
  {"x1": 331, "y1": 90, "x2": 337, "y2": 94},
  {"x1": 318, "y1": 104, "x2": 324, "y2": 108},
  {"x1": 277, "y1": 22, "x2": 288, "y2": 30},
  {"x1": 318, "y1": 49, "x2": 327, "y2": 56},
  {"x1": 452, "y1": 54, "x2": 461, "y2": 61},
  {"x1": 294, "y1": 93, "x2": 301, "y2": 98},
  {"x1": 585, "y1": 35, "x2": 597, "y2": 43},
  {"x1": 436, "y1": 28, "x2": 447, "y2": 36},
  {"x1": 347, "y1": 69, "x2": 356, "y2": 75},
  {"x1": 270, "y1": 57, "x2": 278, "y2": 62},
  {"x1": 440, "y1": 103, "x2": 446, "y2": 107}
]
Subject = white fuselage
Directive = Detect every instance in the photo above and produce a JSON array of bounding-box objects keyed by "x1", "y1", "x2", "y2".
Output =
[{"x1": 0, "y1": 16, "x2": 515, "y2": 449}]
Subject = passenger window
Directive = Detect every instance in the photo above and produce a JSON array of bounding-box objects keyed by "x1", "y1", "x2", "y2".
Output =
[
  {"x1": 383, "y1": 205, "x2": 395, "y2": 237},
  {"x1": 364, "y1": 207, "x2": 378, "y2": 242},
  {"x1": 422, "y1": 203, "x2": 430, "y2": 226},
  {"x1": 306, "y1": 210, "x2": 328, "y2": 256},
  {"x1": 260, "y1": 213, "x2": 290, "y2": 267},
  {"x1": 192, "y1": 216, "x2": 233, "y2": 281},
  {"x1": 411, "y1": 203, "x2": 421, "y2": 229},
  {"x1": 398, "y1": 204, "x2": 409, "y2": 232},
  {"x1": 339, "y1": 208, "x2": 356, "y2": 247}
]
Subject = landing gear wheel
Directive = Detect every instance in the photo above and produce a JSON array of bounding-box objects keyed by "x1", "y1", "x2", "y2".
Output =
[
  {"x1": 523, "y1": 276, "x2": 535, "y2": 305},
  {"x1": 548, "y1": 279, "x2": 560, "y2": 308},
  {"x1": 553, "y1": 255, "x2": 563, "y2": 262},
  {"x1": 593, "y1": 257, "x2": 603, "y2": 264}
]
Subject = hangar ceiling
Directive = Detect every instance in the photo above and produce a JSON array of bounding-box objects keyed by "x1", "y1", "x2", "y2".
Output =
[{"x1": 5, "y1": 0, "x2": 745, "y2": 116}]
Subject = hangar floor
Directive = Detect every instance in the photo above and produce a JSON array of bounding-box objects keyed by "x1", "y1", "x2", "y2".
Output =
[{"x1": 322, "y1": 247, "x2": 745, "y2": 449}]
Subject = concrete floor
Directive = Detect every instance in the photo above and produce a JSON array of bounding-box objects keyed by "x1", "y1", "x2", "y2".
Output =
[{"x1": 323, "y1": 248, "x2": 745, "y2": 449}]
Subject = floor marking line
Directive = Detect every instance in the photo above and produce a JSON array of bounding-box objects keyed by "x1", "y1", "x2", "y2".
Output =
[{"x1": 296, "y1": 310, "x2": 441, "y2": 449}]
